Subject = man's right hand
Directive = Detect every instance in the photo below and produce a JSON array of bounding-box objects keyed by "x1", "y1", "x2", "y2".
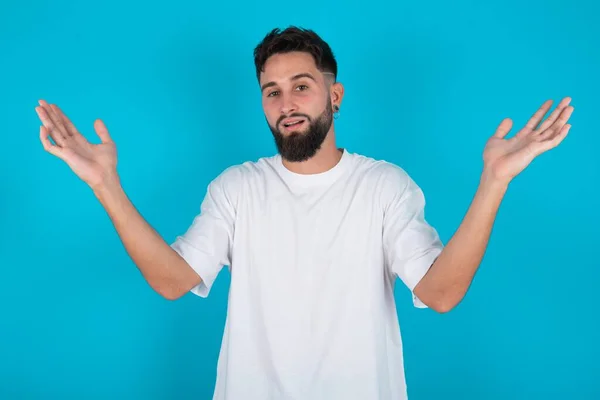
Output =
[
  {"x1": 35, "y1": 99, "x2": 202, "y2": 299},
  {"x1": 35, "y1": 99, "x2": 118, "y2": 190}
]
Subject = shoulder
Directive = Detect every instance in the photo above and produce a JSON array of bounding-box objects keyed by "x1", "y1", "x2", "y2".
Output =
[
  {"x1": 206, "y1": 154, "x2": 278, "y2": 200},
  {"x1": 212, "y1": 154, "x2": 277, "y2": 185},
  {"x1": 347, "y1": 151, "x2": 425, "y2": 212},
  {"x1": 348, "y1": 151, "x2": 415, "y2": 192}
]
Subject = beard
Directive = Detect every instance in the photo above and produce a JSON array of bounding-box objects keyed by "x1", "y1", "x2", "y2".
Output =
[{"x1": 267, "y1": 100, "x2": 334, "y2": 162}]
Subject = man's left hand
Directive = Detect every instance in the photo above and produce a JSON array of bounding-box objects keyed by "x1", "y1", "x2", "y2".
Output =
[{"x1": 482, "y1": 97, "x2": 574, "y2": 185}]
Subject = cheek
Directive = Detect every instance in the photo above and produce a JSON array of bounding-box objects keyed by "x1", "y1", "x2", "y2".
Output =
[
  {"x1": 296, "y1": 91, "x2": 317, "y2": 103},
  {"x1": 302, "y1": 98, "x2": 326, "y2": 116},
  {"x1": 262, "y1": 102, "x2": 278, "y2": 122}
]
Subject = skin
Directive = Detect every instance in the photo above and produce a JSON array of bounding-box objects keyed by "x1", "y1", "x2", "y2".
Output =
[
  {"x1": 259, "y1": 51, "x2": 345, "y2": 174},
  {"x1": 413, "y1": 98, "x2": 574, "y2": 312},
  {"x1": 34, "y1": 52, "x2": 574, "y2": 309}
]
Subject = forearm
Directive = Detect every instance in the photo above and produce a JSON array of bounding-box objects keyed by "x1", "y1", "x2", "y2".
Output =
[
  {"x1": 415, "y1": 172, "x2": 508, "y2": 311},
  {"x1": 92, "y1": 174, "x2": 200, "y2": 300}
]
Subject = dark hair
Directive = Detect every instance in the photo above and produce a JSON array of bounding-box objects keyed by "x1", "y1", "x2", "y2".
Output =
[{"x1": 253, "y1": 26, "x2": 338, "y2": 82}]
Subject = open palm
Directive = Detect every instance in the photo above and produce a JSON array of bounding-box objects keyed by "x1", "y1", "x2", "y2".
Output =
[
  {"x1": 35, "y1": 100, "x2": 118, "y2": 189},
  {"x1": 483, "y1": 97, "x2": 574, "y2": 184}
]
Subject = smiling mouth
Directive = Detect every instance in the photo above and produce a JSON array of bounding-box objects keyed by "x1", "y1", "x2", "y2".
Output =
[{"x1": 282, "y1": 120, "x2": 306, "y2": 130}]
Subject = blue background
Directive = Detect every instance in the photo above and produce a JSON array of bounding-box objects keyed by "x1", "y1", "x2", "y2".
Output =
[{"x1": 1, "y1": 0, "x2": 598, "y2": 398}]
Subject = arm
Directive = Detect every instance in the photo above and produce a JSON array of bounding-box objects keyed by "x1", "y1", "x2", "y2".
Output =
[
  {"x1": 414, "y1": 97, "x2": 574, "y2": 312},
  {"x1": 94, "y1": 175, "x2": 201, "y2": 300},
  {"x1": 35, "y1": 100, "x2": 201, "y2": 300},
  {"x1": 413, "y1": 173, "x2": 506, "y2": 312}
]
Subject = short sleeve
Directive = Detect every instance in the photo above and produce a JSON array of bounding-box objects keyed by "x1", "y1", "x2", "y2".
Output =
[
  {"x1": 382, "y1": 166, "x2": 444, "y2": 308},
  {"x1": 170, "y1": 168, "x2": 239, "y2": 298}
]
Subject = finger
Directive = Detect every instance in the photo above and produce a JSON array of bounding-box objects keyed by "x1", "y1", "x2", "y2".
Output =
[
  {"x1": 539, "y1": 123, "x2": 571, "y2": 152},
  {"x1": 524, "y1": 99, "x2": 553, "y2": 132},
  {"x1": 39, "y1": 100, "x2": 70, "y2": 137},
  {"x1": 35, "y1": 105, "x2": 66, "y2": 146},
  {"x1": 39, "y1": 125, "x2": 63, "y2": 158},
  {"x1": 51, "y1": 104, "x2": 78, "y2": 137},
  {"x1": 37, "y1": 100, "x2": 69, "y2": 143},
  {"x1": 493, "y1": 118, "x2": 513, "y2": 139},
  {"x1": 539, "y1": 106, "x2": 574, "y2": 141},
  {"x1": 535, "y1": 97, "x2": 572, "y2": 133},
  {"x1": 94, "y1": 119, "x2": 113, "y2": 144}
]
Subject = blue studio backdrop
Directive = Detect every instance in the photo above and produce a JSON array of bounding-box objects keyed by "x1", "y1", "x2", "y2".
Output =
[{"x1": 1, "y1": 0, "x2": 598, "y2": 399}]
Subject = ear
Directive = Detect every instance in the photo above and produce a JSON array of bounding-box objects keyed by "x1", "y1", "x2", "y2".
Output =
[{"x1": 330, "y1": 81, "x2": 345, "y2": 110}]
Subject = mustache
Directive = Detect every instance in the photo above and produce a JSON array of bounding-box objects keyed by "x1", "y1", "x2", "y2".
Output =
[{"x1": 277, "y1": 113, "x2": 311, "y2": 126}]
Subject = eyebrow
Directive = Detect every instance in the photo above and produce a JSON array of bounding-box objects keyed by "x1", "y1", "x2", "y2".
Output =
[{"x1": 260, "y1": 72, "x2": 317, "y2": 93}]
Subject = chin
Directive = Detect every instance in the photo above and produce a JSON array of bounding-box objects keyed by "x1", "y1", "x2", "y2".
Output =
[{"x1": 284, "y1": 127, "x2": 309, "y2": 136}]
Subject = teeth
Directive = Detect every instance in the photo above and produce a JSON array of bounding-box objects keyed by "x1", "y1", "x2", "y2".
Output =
[{"x1": 285, "y1": 120, "x2": 303, "y2": 127}]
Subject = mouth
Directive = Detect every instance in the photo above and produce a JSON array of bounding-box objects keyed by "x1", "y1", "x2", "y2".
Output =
[{"x1": 281, "y1": 118, "x2": 306, "y2": 131}]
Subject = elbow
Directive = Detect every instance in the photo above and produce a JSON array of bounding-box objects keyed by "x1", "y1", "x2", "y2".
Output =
[
  {"x1": 430, "y1": 295, "x2": 463, "y2": 313},
  {"x1": 414, "y1": 282, "x2": 459, "y2": 313},
  {"x1": 160, "y1": 289, "x2": 185, "y2": 301},
  {"x1": 153, "y1": 271, "x2": 200, "y2": 300},
  {"x1": 432, "y1": 301, "x2": 455, "y2": 314},
  {"x1": 152, "y1": 280, "x2": 187, "y2": 301},
  {"x1": 415, "y1": 282, "x2": 465, "y2": 313}
]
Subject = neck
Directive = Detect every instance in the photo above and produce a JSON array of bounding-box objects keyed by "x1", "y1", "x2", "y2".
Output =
[{"x1": 281, "y1": 129, "x2": 343, "y2": 175}]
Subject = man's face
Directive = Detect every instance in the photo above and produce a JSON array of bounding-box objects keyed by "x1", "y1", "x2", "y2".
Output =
[{"x1": 260, "y1": 51, "x2": 335, "y2": 162}]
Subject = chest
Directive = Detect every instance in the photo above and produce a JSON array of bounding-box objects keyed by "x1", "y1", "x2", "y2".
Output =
[
  {"x1": 225, "y1": 173, "x2": 391, "y2": 325},
  {"x1": 233, "y1": 182, "x2": 384, "y2": 273}
]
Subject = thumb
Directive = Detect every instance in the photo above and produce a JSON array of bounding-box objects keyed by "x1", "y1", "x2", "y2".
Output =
[
  {"x1": 493, "y1": 118, "x2": 513, "y2": 139},
  {"x1": 94, "y1": 119, "x2": 113, "y2": 143}
]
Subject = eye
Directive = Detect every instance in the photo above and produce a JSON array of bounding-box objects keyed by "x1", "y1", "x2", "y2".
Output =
[
  {"x1": 295, "y1": 84, "x2": 309, "y2": 91},
  {"x1": 267, "y1": 90, "x2": 279, "y2": 97}
]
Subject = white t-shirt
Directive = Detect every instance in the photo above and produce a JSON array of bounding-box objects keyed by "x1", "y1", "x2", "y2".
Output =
[{"x1": 170, "y1": 148, "x2": 444, "y2": 400}]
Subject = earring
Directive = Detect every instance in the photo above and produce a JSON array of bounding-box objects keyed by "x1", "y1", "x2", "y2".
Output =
[{"x1": 333, "y1": 104, "x2": 340, "y2": 119}]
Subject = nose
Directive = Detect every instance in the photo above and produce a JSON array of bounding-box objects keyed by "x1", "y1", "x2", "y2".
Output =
[{"x1": 279, "y1": 93, "x2": 297, "y2": 116}]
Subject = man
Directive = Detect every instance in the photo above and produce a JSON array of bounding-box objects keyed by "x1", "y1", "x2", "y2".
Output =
[{"x1": 35, "y1": 26, "x2": 573, "y2": 400}]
